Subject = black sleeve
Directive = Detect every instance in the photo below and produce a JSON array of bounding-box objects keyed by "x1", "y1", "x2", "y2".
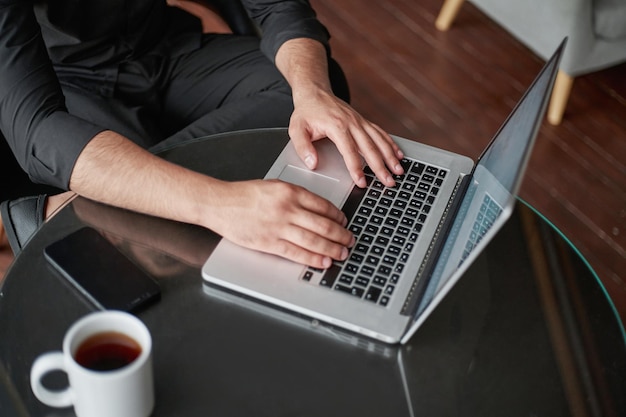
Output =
[
  {"x1": 0, "y1": 0, "x2": 105, "y2": 190},
  {"x1": 240, "y1": 0, "x2": 331, "y2": 62}
]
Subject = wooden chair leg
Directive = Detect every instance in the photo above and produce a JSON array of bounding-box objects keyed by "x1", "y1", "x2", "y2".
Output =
[
  {"x1": 435, "y1": 0, "x2": 467, "y2": 31},
  {"x1": 547, "y1": 70, "x2": 574, "y2": 125}
]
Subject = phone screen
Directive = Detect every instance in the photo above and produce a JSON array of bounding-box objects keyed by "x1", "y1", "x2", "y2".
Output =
[{"x1": 44, "y1": 227, "x2": 161, "y2": 312}]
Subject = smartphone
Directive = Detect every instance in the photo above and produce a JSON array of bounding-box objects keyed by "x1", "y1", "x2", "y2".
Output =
[{"x1": 44, "y1": 227, "x2": 161, "y2": 312}]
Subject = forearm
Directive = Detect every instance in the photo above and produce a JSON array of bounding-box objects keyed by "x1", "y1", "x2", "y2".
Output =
[
  {"x1": 275, "y1": 37, "x2": 333, "y2": 103},
  {"x1": 68, "y1": 129, "x2": 353, "y2": 269},
  {"x1": 69, "y1": 130, "x2": 227, "y2": 230}
]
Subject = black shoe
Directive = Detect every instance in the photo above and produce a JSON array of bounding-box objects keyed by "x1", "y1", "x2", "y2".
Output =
[{"x1": 0, "y1": 194, "x2": 47, "y2": 255}]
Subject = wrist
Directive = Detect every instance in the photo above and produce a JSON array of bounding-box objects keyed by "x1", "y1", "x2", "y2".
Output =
[
  {"x1": 291, "y1": 81, "x2": 333, "y2": 106},
  {"x1": 275, "y1": 38, "x2": 333, "y2": 104}
]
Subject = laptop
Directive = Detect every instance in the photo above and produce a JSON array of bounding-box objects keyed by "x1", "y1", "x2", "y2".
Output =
[{"x1": 202, "y1": 39, "x2": 566, "y2": 344}]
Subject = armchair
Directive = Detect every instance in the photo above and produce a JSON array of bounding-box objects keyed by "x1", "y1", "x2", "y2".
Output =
[{"x1": 435, "y1": 0, "x2": 626, "y2": 124}]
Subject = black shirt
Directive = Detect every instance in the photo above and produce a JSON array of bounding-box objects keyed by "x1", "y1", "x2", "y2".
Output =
[{"x1": 0, "y1": 0, "x2": 329, "y2": 189}]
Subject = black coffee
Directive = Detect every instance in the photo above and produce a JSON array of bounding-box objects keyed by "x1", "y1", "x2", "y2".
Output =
[{"x1": 75, "y1": 331, "x2": 141, "y2": 371}]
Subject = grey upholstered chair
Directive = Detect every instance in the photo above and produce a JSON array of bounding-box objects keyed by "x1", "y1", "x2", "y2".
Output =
[{"x1": 435, "y1": 0, "x2": 626, "y2": 125}]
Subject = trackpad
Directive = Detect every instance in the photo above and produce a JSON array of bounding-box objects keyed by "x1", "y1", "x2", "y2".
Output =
[{"x1": 278, "y1": 165, "x2": 348, "y2": 207}]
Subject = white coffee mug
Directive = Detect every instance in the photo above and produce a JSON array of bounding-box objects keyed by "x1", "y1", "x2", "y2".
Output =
[{"x1": 30, "y1": 310, "x2": 154, "y2": 417}]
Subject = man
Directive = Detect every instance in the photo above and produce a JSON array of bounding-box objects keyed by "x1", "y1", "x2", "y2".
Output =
[{"x1": 0, "y1": 0, "x2": 404, "y2": 269}]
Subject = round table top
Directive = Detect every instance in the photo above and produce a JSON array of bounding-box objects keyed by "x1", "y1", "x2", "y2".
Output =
[{"x1": 1, "y1": 128, "x2": 625, "y2": 416}]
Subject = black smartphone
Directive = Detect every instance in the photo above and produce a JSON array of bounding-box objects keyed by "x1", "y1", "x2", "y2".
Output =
[{"x1": 44, "y1": 227, "x2": 161, "y2": 312}]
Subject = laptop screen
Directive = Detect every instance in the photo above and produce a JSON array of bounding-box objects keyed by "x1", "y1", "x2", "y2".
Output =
[{"x1": 413, "y1": 39, "x2": 564, "y2": 318}]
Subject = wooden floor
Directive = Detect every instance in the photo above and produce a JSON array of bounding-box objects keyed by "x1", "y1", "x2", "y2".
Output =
[
  {"x1": 311, "y1": 0, "x2": 626, "y2": 322},
  {"x1": 1, "y1": 0, "x2": 625, "y2": 324}
]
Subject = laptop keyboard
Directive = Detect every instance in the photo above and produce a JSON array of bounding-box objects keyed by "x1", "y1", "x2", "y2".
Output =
[{"x1": 302, "y1": 158, "x2": 448, "y2": 307}]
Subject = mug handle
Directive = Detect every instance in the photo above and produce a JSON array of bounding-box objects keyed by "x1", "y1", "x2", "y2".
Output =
[{"x1": 30, "y1": 352, "x2": 73, "y2": 408}]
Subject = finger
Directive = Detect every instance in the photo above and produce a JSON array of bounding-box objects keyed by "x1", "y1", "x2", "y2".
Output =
[
  {"x1": 361, "y1": 124, "x2": 405, "y2": 180},
  {"x1": 273, "y1": 185, "x2": 354, "y2": 250},
  {"x1": 292, "y1": 208, "x2": 354, "y2": 248},
  {"x1": 280, "y1": 223, "x2": 351, "y2": 264},
  {"x1": 372, "y1": 123, "x2": 404, "y2": 162},
  {"x1": 347, "y1": 126, "x2": 397, "y2": 187},
  {"x1": 289, "y1": 123, "x2": 319, "y2": 170},
  {"x1": 325, "y1": 128, "x2": 371, "y2": 188},
  {"x1": 271, "y1": 239, "x2": 336, "y2": 269},
  {"x1": 287, "y1": 184, "x2": 348, "y2": 226}
]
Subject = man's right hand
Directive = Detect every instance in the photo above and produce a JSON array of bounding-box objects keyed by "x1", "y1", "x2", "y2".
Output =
[{"x1": 210, "y1": 179, "x2": 354, "y2": 269}]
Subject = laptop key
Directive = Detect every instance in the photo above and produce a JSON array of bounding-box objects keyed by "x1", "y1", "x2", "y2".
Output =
[
  {"x1": 355, "y1": 276, "x2": 370, "y2": 287},
  {"x1": 365, "y1": 286, "x2": 382, "y2": 302},
  {"x1": 373, "y1": 276, "x2": 387, "y2": 286},
  {"x1": 342, "y1": 186, "x2": 367, "y2": 221},
  {"x1": 365, "y1": 225, "x2": 379, "y2": 235},
  {"x1": 349, "y1": 224, "x2": 363, "y2": 235},
  {"x1": 350, "y1": 253, "x2": 364, "y2": 263},
  {"x1": 399, "y1": 191, "x2": 411, "y2": 200},
  {"x1": 393, "y1": 199, "x2": 407, "y2": 209},
  {"x1": 361, "y1": 233, "x2": 374, "y2": 244},
  {"x1": 358, "y1": 206, "x2": 373, "y2": 216},
  {"x1": 371, "y1": 246, "x2": 384, "y2": 256},
  {"x1": 384, "y1": 189, "x2": 397, "y2": 198},
  {"x1": 375, "y1": 236, "x2": 389, "y2": 246},
  {"x1": 351, "y1": 285, "x2": 365, "y2": 298},
  {"x1": 303, "y1": 270, "x2": 313, "y2": 281},
  {"x1": 400, "y1": 158, "x2": 412, "y2": 172},
  {"x1": 377, "y1": 265, "x2": 392, "y2": 276},
  {"x1": 355, "y1": 243, "x2": 369, "y2": 253},
  {"x1": 388, "y1": 245, "x2": 401, "y2": 256},
  {"x1": 382, "y1": 255, "x2": 396, "y2": 265},
  {"x1": 319, "y1": 264, "x2": 340, "y2": 287},
  {"x1": 411, "y1": 163, "x2": 425, "y2": 174},
  {"x1": 339, "y1": 274, "x2": 354, "y2": 285},
  {"x1": 361, "y1": 265, "x2": 375, "y2": 276},
  {"x1": 397, "y1": 226, "x2": 410, "y2": 236}
]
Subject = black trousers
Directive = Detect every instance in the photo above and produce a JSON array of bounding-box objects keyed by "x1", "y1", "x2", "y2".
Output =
[{"x1": 59, "y1": 34, "x2": 292, "y2": 154}]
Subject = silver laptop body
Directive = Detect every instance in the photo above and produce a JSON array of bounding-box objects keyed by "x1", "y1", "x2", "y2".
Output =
[{"x1": 202, "y1": 39, "x2": 565, "y2": 344}]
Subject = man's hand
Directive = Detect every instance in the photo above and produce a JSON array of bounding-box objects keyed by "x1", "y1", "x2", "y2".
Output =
[
  {"x1": 275, "y1": 38, "x2": 404, "y2": 189},
  {"x1": 213, "y1": 179, "x2": 354, "y2": 269},
  {"x1": 289, "y1": 87, "x2": 404, "y2": 188}
]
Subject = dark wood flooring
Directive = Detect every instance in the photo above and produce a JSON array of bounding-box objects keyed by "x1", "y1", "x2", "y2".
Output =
[{"x1": 312, "y1": 0, "x2": 626, "y2": 322}]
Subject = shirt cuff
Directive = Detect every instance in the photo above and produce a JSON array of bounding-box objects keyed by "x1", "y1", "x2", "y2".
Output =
[{"x1": 29, "y1": 112, "x2": 106, "y2": 190}]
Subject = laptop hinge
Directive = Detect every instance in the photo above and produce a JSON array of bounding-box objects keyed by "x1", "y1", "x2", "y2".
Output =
[{"x1": 400, "y1": 173, "x2": 472, "y2": 316}]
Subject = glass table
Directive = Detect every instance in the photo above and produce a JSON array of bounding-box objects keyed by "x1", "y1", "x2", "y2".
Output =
[{"x1": 1, "y1": 128, "x2": 624, "y2": 416}]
